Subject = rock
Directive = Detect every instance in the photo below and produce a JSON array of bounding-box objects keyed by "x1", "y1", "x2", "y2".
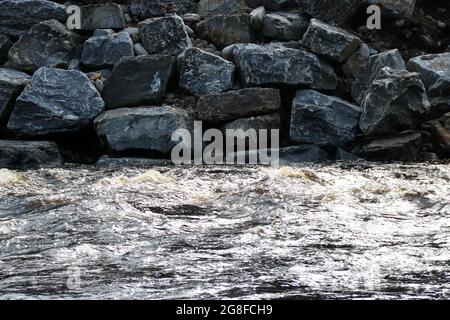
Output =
[
  {"x1": 8, "y1": 20, "x2": 83, "y2": 73},
  {"x1": 79, "y1": 4, "x2": 127, "y2": 30},
  {"x1": 301, "y1": 0, "x2": 363, "y2": 25},
  {"x1": 421, "y1": 113, "x2": 450, "y2": 156},
  {"x1": 368, "y1": 0, "x2": 416, "y2": 18},
  {"x1": 134, "y1": 43, "x2": 149, "y2": 56},
  {"x1": 279, "y1": 145, "x2": 328, "y2": 163},
  {"x1": 0, "y1": 0, "x2": 67, "y2": 38},
  {"x1": 182, "y1": 13, "x2": 202, "y2": 28},
  {"x1": 360, "y1": 67, "x2": 430, "y2": 135},
  {"x1": 290, "y1": 89, "x2": 361, "y2": 147},
  {"x1": 0, "y1": 140, "x2": 62, "y2": 168},
  {"x1": 407, "y1": 53, "x2": 450, "y2": 106},
  {"x1": 121, "y1": 27, "x2": 140, "y2": 43},
  {"x1": 139, "y1": 15, "x2": 192, "y2": 56},
  {"x1": 233, "y1": 43, "x2": 337, "y2": 90},
  {"x1": 351, "y1": 49, "x2": 406, "y2": 104},
  {"x1": 178, "y1": 47, "x2": 235, "y2": 96},
  {"x1": 102, "y1": 55, "x2": 175, "y2": 109},
  {"x1": 221, "y1": 44, "x2": 236, "y2": 61},
  {"x1": 356, "y1": 131, "x2": 423, "y2": 161},
  {"x1": 198, "y1": 0, "x2": 249, "y2": 16},
  {"x1": 302, "y1": 19, "x2": 362, "y2": 63},
  {"x1": 262, "y1": 10, "x2": 309, "y2": 41},
  {"x1": 0, "y1": 68, "x2": 31, "y2": 125},
  {"x1": 222, "y1": 113, "x2": 280, "y2": 132},
  {"x1": 197, "y1": 88, "x2": 280, "y2": 122},
  {"x1": 336, "y1": 148, "x2": 361, "y2": 161},
  {"x1": 342, "y1": 43, "x2": 372, "y2": 78},
  {"x1": 8, "y1": 68, "x2": 104, "y2": 136},
  {"x1": 96, "y1": 155, "x2": 172, "y2": 167},
  {"x1": 0, "y1": 34, "x2": 12, "y2": 64},
  {"x1": 131, "y1": 0, "x2": 197, "y2": 20},
  {"x1": 81, "y1": 32, "x2": 134, "y2": 69},
  {"x1": 93, "y1": 29, "x2": 115, "y2": 37},
  {"x1": 196, "y1": 14, "x2": 256, "y2": 49},
  {"x1": 246, "y1": 0, "x2": 292, "y2": 11},
  {"x1": 94, "y1": 106, "x2": 194, "y2": 154}
]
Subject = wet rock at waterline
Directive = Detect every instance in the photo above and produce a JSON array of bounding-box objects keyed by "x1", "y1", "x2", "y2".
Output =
[
  {"x1": 233, "y1": 43, "x2": 337, "y2": 90},
  {"x1": 7, "y1": 68, "x2": 104, "y2": 136},
  {"x1": 138, "y1": 15, "x2": 192, "y2": 56},
  {"x1": 102, "y1": 55, "x2": 175, "y2": 109},
  {"x1": 8, "y1": 20, "x2": 83, "y2": 74},
  {"x1": 422, "y1": 113, "x2": 450, "y2": 156},
  {"x1": 290, "y1": 90, "x2": 361, "y2": 147},
  {"x1": 0, "y1": 140, "x2": 62, "y2": 168},
  {"x1": 197, "y1": 88, "x2": 280, "y2": 123},
  {"x1": 261, "y1": 10, "x2": 309, "y2": 41},
  {"x1": 0, "y1": 68, "x2": 31, "y2": 125},
  {"x1": 178, "y1": 47, "x2": 235, "y2": 96},
  {"x1": 359, "y1": 67, "x2": 430, "y2": 135},
  {"x1": 0, "y1": 0, "x2": 67, "y2": 38},
  {"x1": 131, "y1": 0, "x2": 197, "y2": 20},
  {"x1": 78, "y1": 4, "x2": 127, "y2": 31},
  {"x1": 81, "y1": 32, "x2": 134, "y2": 69},
  {"x1": 94, "y1": 106, "x2": 194, "y2": 154}
]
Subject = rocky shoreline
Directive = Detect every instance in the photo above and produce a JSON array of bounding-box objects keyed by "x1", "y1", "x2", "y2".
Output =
[{"x1": 0, "y1": 0, "x2": 449, "y2": 168}]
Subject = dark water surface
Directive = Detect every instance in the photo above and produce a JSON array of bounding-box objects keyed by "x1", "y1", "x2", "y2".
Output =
[{"x1": 0, "y1": 162, "x2": 449, "y2": 299}]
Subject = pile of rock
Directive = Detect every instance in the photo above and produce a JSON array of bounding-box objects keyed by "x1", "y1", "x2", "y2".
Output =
[{"x1": 0, "y1": 0, "x2": 449, "y2": 167}]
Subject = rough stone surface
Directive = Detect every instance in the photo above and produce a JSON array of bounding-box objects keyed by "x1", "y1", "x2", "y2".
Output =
[
  {"x1": 0, "y1": 0, "x2": 67, "y2": 38},
  {"x1": 262, "y1": 10, "x2": 309, "y2": 41},
  {"x1": 0, "y1": 140, "x2": 62, "y2": 168},
  {"x1": 178, "y1": 48, "x2": 235, "y2": 96},
  {"x1": 0, "y1": 34, "x2": 13, "y2": 65},
  {"x1": 198, "y1": 0, "x2": 249, "y2": 16},
  {"x1": 279, "y1": 145, "x2": 328, "y2": 163},
  {"x1": 131, "y1": 0, "x2": 197, "y2": 20},
  {"x1": 94, "y1": 106, "x2": 193, "y2": 154},
  {"x1": 139, "y1": 15, "x2": 192, "y2": 56},
  {"x1": 79, "y1": 4, "x2": 127, "y2": 31},
  {"x1": 222, "y1": 114, "x2": 280, "y2": 132},
  {"x1": 301, "y1": 0, "x2": 363, "y2": 25},
  {"x1": 8, "y1": 20, "x2": 83, "y2": 73},
  {"x1": 422, "y1": 112, "x2": 450, "y2": 156},
  {"x1": 197, "y1": 88, "x2": 281, "y2": 122},
  {"x1": 0, "y1": 68, "x2": 31, "y2": 125},
  {"x1": 233, "y1": 43, "x2": 337, "y2": 90},
  {"x1": 343, "y1": 43, "x2": 372, "y2": 78},
  {"x1": 196, "y1": 14, "x2": 256, "y2": 49},
  {"x1": 360, "y1": 67, "x2": 430, "y2": 135},
  {"x1": 246, "y1": 0, "x2": 292, "y2": 11},
  {"x1": 102, "y1": 55, "x2": 175, "y2": 109},
  {"x1": 368, "y1": 0, "x2": 416, "y2": 18},
  {"x1": 81, "y1": 32, "x2": 134, "y2": 69},
  {"x1": 290, "y1": 89, "x2": 361, "y2": 147},
  {"x1": 352, "y1": 49, "x2": 406, "y2": 103},
  {"x1": 8, "y1": 68, "x2": 104, "y2": 136},
  {"x1": 302, "y1": 19, "x2": 362, "y2": 63}
]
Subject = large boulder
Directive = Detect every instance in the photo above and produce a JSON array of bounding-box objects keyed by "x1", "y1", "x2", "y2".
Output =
[
  {"x1": 300, "y1": 0, "x2": 363, "y2": 25},
  {"x1": 81, "y1": 32, "x2": 134, "y2": 69},
  {"x1": 139, "y1": 15, "x2": 192, "y2": 56},
  {"x1": 246, "y1": 0, "x2": 292, "y2": 10},
  {"x1": 198, "y1": 0, "x2": 249, "y2": 16},
  {"x1": 302, "y1": 19, "x2": 362, "y2": 63},
  {"x1": 351, "y1": 49, "x2": 406, "y2": 104},
  {"x1": 196, "y1": 14, "x2": 256, "y2": 49},
  {"x1": 131, "y1": 0, "x2": 197, "y2": 20},
  {"x1": 78, "y1": 4, "x2": 127, "y2": 30},
  {"x1": 197, "y1": 88, "x2": 280, "y2": 122},
  {"x1": 359, "y1": 67, "x2": 430, "y2": 135},
  {"x1": 0, "y1": 140, "x2": 62, "y2": 168},
  {"x1": 0, "y1": 68, "x2": 31, "y2": 125},
  {"x1": 0, "y1": 0, "x2": 67, "y2": 38},
  {"x1": 178, "y1": 47, "x2": 235, "y2": 96},
  {"x1": 290, "y1": 89, "x2": 361, "y2": 147},
  {"x1": 94, "y1": 106, "x2": 193, "y2": 154},
  {"x1": 261, "y1": 10, "x2": 309, "y2": 41},
  {"x1": 233, "y1": 43, "x2": 337, "y2": 90},
  {"x1": 102, "y1": 55, "x2": 175, "y2": 109},
  {"x1": 8, "y1": 20, "x2": 83, "y2": 74},
  {"x1": 0, "y1": 34, "x2": 13, "y2": 64},
  {"x1": 368, "y1": 0, "x2": 416, "y2": 18},
  {"x1": 7, "y1": 68, "x2": 104, "y2": 136},
  {"x1": 421, "y1": 113, "x2": 450, "y2": 156}
]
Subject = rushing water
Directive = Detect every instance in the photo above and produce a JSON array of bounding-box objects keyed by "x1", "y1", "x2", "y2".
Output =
[{"x1": 0, "y1": 161, "x2": 449, "y2": 299}]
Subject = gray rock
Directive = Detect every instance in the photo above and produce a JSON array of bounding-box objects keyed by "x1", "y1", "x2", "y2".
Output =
[
  {"x1": 360, "y1": 67, "x2": 430, "y2": 135},
  {"x1": 0, "y1": 140, "x2": 62, "y2": 168},
  {"x1": 0, "y1": 0, "x2": 67, "y2": 38},
  {"x1": 102, "y1": 55, "x2": 175, "y2": 109},
  {"x1": 0, "y1": 68, "x2": 31, "y2": 125},
  {"x1": 8, "y1": 20, "x2": 83, "y2": 73},
  {"x1": 0, "y1": 34, "x2": 12, "y2": 64},
  {"x1": 94, "y1": 106, "x2": 194, "y2": 154},
  {"x1": 96, "y1": 155, "x2": 173, "y2": 167},
  {"x1": 249, "y1": 6, "x2": 265, "y2": 31},
  {"x1": 421, "y1": 112, "x2": 450, "y2": 156},
  {"x1": 121, "y1": 27, "x2": 140, "y2": 43},
  {"x1": 93, "y1": 29, "x2": 115, "y2": 37},
  {"x1": 233, "y1": 43, "x2": 337, "y2": 90},
  {"x1": 139, "y1": 15, "x2": 192, "y2": 56},
  {"x1": 336, "y1": 148, "x2": 361, "y2": 161},
  {"x1": 79, "y1": 4, "x2": 127, "y2": 30},
  {"x1": 81, "y1": 32, "x2": 134, "y2": 69},
  {"x1": 246, "y1": 0, "x2": 292, "y2": 10},
  {"x1": 196, "y1": 14, "x2": 256, "y2": 49},
  {"x1": 182, "y1": 13, "x2": 202, "y2": 28},
  {"x1": 222, "y1": 113, "x2": 280, "y2": 132},
  {"x1": 279, "y1": 145, "x2": 328, "y2": 163},
  {"x1": 290, "y1": 89, "x2": 361, "y2": 147},
  {"x1": 302, "y1": 19, "x2": 361, "y2": 63},
  {"x1": 178, "y1": 47, "x2": 235, "y2": 96},
  {"x1": 356, "y1": 131, "x2": 423, "y2": 161},
  {"x1": 8, "y1": 67, "x2": 104, "y2": 136},
  {"x1": 368, "y1": 0, "x2": 416, "y2": 18},
  {"x1": 198, "y1": 0, "x2": 249, "y2": 16},
  {"x1": 131, "y1": 0, "x2": 197, "y2": 20},
  {"x1": 407, "y1": 53, "x2": 450, "y2": 106},
  {"x1": 351, "y1": 49, "x2": 406, "y2": 104},
  {"x1": 262, "y1": 10, "x2": 309, "y2": 41},
  {"x1": 134, "y1": 43, "x2": 149, "y2": 56},
  {"x1": 301, "y1": 0, "x2": 363, "y2": 25},
  {"x1": 221, "y1": 44, "x2": 237, "y2": 61},
  {"x1": 197, "y1": 88, "x2": 280, "y2": 122},
  {"x1": 342, "y1": 43, "x2": 372, "y2": 78}
]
